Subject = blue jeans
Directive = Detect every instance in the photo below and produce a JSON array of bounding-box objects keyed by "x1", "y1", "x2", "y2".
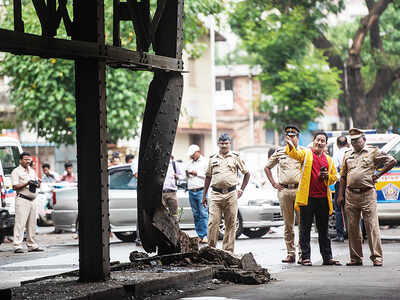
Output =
[
  {"x1": 334, "y1": 182, "x2": 344, "y2": 239},
  {"x1": 189, "y1": 189, "x2": 209, "y2": 239}
]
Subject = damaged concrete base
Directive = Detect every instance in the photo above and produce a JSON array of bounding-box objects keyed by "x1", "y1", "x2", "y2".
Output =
[
  {"x1": 2, "y1": 266, "x2": 214, "y2": 300},
  {"x1": 2, "y1": 247, "x2": 270, "y2": 299},
  {"x1": 128, "y1": 247, "x2": 270, "y2": 285}
]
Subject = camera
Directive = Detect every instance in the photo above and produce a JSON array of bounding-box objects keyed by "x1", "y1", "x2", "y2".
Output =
[{"x1": 28, "y1": 180, "x2": 40, "y2": 193}]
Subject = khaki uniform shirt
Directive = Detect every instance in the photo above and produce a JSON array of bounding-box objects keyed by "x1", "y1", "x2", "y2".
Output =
[
  {"x1": 206, "y1": 151, "x2": 248, "y2": 189},
  {"x1": 265, "y1": 146, "x2": 301, "y2": 185},
  {"x1": 341, "y1": 145, "x2": 395, "y2": 189},
  {"x1": 11, "y1": 165, "x2": 38, "y2": 199}
]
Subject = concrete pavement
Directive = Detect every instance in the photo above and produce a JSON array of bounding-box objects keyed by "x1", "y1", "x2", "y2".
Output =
[
  {"x1": 1, "y1": 226, "x2": 399, "y2": 299},
  {"x1": 181, "y1": 242, "x2": 400, "y2": 300}
]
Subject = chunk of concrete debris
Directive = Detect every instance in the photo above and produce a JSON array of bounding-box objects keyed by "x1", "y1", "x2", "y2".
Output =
[
  {"x1": 215, "y1": 268, "x2": 271, "y2": 285},
  {"x1": 240, "y1": 252, "x2": 261, "y2": 271},
  {"x1": 129, "y1": 251, "x2": 149, "y2": 261},
  {"x1": 198, "y1": 246, "x2": 241, "y2": 267}
]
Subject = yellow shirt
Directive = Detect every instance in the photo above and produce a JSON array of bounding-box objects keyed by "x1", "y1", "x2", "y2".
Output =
[{"x1": 286, "y1": 146, "x2": 337, "y2": 215}]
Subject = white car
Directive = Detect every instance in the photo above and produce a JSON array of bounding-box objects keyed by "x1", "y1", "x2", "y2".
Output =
[{"x1": 52, "y1": 164, "x2": 283, "y2": 242}]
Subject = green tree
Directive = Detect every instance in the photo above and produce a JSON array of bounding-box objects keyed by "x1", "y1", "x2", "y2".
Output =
[
  {"x1": 375, "y1": 84, "x2": 400, "y2": 133},
  {"x1": 229, "y1": 1, "x2": 342, "y2": 130},
  {"x1": 230, "y1": 0, "x2": 400, "y2": 129},
  {"x1": 0, "y1": 0, "x2": 223, "y2": 144},
  {"x1": 326, "y1": 5, "x2": 400, "y2": 131}
]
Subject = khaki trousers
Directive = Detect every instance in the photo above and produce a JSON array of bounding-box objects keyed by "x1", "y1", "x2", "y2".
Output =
[
  {"x1": 345, "y1": 188, "x2": 383, "y2": 263},
  {"x1": 278, "y1": 188, "x2": 301, "y2": 258},
  {"x1": 162, "y1": 192, "x2": 179, "y2": 221},
  {"x1": 208, "y1": 190, "x2": 237, "y2": 253},
  {"x1": 13, "y1": 197, "x2": 38, "y2": 250}
]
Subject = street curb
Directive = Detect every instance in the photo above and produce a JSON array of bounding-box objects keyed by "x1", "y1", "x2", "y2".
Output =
[
  {"x1": 381, "y1": 236, "x2": 400, "y2": 242},
  {"x1": 1, "y1": 267, "x2": 215, "y2": 300},
  {"x1": 129, "y1": 267, "x2": 214, "y2": 299}
]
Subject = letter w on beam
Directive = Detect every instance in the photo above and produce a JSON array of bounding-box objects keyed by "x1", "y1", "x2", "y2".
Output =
[
  {"x1": 32, "y1": 0, "x2": 72, "y2": 37},
  {"x1": 126, "y1": 0, "x2": 152, "y2": 52}
]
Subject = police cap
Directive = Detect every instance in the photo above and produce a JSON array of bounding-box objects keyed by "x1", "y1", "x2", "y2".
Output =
[
  {"x1": 349, "y1": 128, "x2": 364, "y2": 140},
  {"x1": 218, "y1": 133, "x2": 231, "y2": 142},
  {"x1": 284, "y1": 125, "x2": 300, "y2": 136}
]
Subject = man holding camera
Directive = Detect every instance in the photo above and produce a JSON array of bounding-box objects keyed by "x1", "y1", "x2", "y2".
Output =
[{"x1": 11, "y1": 152, "x2": 44, "y2": 253}]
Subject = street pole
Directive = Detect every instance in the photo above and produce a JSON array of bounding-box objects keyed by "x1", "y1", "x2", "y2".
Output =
[
  {"x1": 248, "y1": 71, "x2": 254, "y2": 145},
  {"x1": 210, "y1": 16, "x2": 217, "y2": 153},
  {"x1": 35, "y1": 121, "x2": 39, "y2": 174}
]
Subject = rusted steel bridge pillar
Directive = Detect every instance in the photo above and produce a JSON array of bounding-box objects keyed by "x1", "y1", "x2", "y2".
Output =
[
  {"x1": 73, "y1": 0, "x2": 110, "y2": 281},
  {"x1": 137, "y1": 0, "x2": 185, "y2": 254}
]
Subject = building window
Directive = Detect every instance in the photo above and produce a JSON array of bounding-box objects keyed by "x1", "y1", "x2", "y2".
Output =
[
  {"x1": 215, "y1": 80, "x2": 222, "y2": 91},
  {"x1": 224, "y1": 79, "x2": 233, "y2": 91},
  {"x1": 215, "y1": 78, "x2": 233, "y2": 91}
]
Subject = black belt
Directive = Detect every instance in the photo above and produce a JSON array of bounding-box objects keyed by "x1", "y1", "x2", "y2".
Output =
[
  {"x1": 189, "y1": 187, "x2": 203, "y2": 192},
  {"x1": 163, "y1": 189, "x2": 176, "y2": 193},
  {"x1": 212, "y1": 186, "x2": 236, "y2": 194},
  {"x1": 17, "y1": 193, "x2": 34, "y2": 201},
  {"x1": 348, "y1": 187, "x2": 373, "y2": 194},
  {"x1": 281, "y1": 183, "x2": 299, "y2": 189}
]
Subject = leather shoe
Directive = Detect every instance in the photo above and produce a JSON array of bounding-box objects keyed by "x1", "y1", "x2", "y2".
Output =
[
  {"x1": 282, "y1": 255, "x2": 295, "y2": 263},
  {"x1": 14, "y1": 248, "x2": 24, "y2": 253},
  {"x1": 373, "y1": 260, "x2": 383, "y2": 267},
  {"x1": 28, "y1": 247, "x2": 44, "y2": 252},
  {"x1": 346, "y1": 260, "x2": 363, "y2": 266}
]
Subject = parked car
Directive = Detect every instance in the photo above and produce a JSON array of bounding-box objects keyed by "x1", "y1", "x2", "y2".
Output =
[
  {"x1": 0, "y1": 137, "x2": 23, "y2": 244},
  {"x1": 376, "y1": 135, "x2": 400, "y2": 225},
  {"x1": 52, "y1": 164, "x2": 283, "y2": 242}
]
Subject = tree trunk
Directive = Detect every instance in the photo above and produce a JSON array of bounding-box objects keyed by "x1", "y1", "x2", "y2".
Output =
[
  {"x1": 349, "y1": 92, "x2": 380, "y2": 128},
  {"x1": 312, "y1": 0, "x2": 397, "y2": 129}
]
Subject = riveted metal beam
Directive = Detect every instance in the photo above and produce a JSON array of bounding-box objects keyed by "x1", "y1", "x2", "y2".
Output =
[
  {"x1": 0, "y1": 28, "x2": 184, "y2": 71},
  {"x1": 73, "y1": 0, "x2": 110, "y2": 282}
]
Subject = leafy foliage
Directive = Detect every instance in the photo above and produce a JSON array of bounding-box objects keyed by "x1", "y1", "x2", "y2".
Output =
[
  {"x1": 0, "y1": 0, "x2": 223, "y2": 144},
  {"x1": 376, "y1": 84, "x2": 400, "y2": 133},
  {"x1": 230, "y1": 0, "x2": 400, "y2": 129},
  {"x1": 229, "y1": 1, "x2": 342, "y2": 130},
  {"x1": 260, "y1": 52, "x2": 341, "y2": 131},
  {"x1": 327, "y1": 5, "x2": 400, "y2": 128}
]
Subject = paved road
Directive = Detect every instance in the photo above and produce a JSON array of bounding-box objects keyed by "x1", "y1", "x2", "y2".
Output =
[
  {"x1": 180, "y1": 241, "x2": 400, "y2": 300},
  {"x1": 0, "y1": 226, "x2": 399, "y2": 291}
]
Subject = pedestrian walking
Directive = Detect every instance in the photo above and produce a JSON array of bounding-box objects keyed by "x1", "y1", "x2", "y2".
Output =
[
  {"x1": 332, "y1": 136, "x2": 350, "y2": 242},
  {"x1": 186, "y1": 144, "x2": 209, "y2": 243},
  {"x1": 11, "y1": 152, "x2": 44, "y2": 253},
  {"x1": 264, "y1": 125, "x2": 302, "y2": 263},
  {"x1": 286, "y1": 131, "x2": 341, "y2": 266},
  {"x1": 162, "y1": 156, "x2": 184, "y2": 221},
  {"x1": 202, "y1": 133, "x2": 250, "y2": 253},
  {"x1": 337, "y1": 128, "x2": 396, "y2": 267}
]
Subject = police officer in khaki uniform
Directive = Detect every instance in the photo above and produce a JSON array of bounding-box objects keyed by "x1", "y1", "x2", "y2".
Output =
[
  {"x1": 264, "y1": 125, "x2": 302, "y2": 263},
  {"x1": 11, "y1": 152, "x2": 44, "y2": 253},
  {"x1": 337, "y1": 128, "x2": 396, "y2": 266},
  {"x1": 202, "y1": 133, "x2": 250, "y2": 253}
]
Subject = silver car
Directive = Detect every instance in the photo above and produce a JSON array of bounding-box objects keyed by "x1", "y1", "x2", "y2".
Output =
[{"x1": 52, "y1": 164, "x2": 283, "y2": 242}]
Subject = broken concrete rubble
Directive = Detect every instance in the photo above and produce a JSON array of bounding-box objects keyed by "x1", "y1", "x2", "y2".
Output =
[{"x1": 128, "y1": 246, "x2": 270, "y2": 285}]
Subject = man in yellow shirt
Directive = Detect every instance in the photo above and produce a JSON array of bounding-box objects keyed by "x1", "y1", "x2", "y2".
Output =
[{"x1": 286, "y1": 131, "x2": 340, "y2": 266}]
